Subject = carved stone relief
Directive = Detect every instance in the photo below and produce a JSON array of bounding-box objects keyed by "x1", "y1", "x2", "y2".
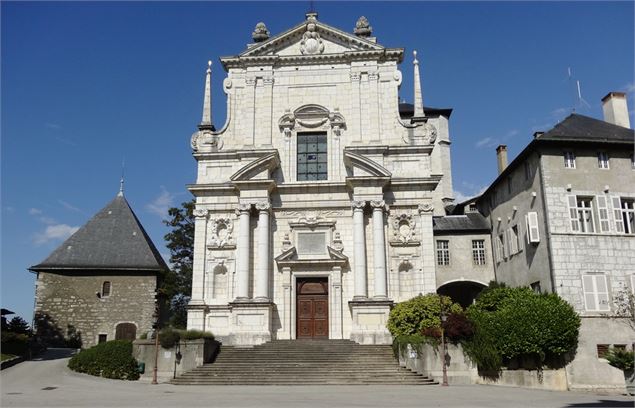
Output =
[
  {"x1": 300, "y1": 22, "x2": 324, "y2": 55},
  {"x1": 208, "y1": 218, "x2": 235, "y2": 249},
  {"x1": 390, "y1": 213, "x2": 419, "y2": 246}
]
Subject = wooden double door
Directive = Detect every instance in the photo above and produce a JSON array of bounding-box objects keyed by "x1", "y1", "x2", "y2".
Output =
[{"x1": 296, "y1": 278, "x2": 328, "y2": 339}]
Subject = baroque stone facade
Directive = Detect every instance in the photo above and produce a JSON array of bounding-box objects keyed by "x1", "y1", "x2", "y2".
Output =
[{"x1": 187, "y1": 13, "x2": 466, "y2": 345}]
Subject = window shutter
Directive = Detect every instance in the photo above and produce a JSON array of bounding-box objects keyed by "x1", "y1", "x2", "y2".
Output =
[
  {"x1": 509, "y1": 228, "x2": 518, "y2": 254},
  {"x1": 596, "y1": 196, "x2": 610, "y2": 233},
  {"x1": 502, "y1": 232, "x2": 509, "y2": 259},
  {"x1": 517, "y1": 225, "x2": 524, "y2": 252},
  {"x1": 567, "y1": 195, "x2": 579, "y2": 232},
  {"x1": 582, "y1": 274, "x2": 597, "y2": 311},
  {"x1": 494, "y1": 237, "x2": 500, "y2": 263},
  {"x1": 611, "y1": 196, "x2": 624, "y2": 233},
  {"x1": 527, "y1": 212, "x2": 540, "y2": 243},
  {"x1": 595, "y1": 275, "x2": 610, "y2": 311}
]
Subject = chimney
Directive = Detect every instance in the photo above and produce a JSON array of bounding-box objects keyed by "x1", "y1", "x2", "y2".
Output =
[
  {"x1": 602, "y1": 92, "x2": 631, "y2": 128},
  {"x1": 496, "y1": 145, "x2": 508, "y2": 175}
]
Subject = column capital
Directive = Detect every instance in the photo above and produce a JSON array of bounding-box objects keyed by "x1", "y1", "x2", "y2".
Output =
[
  {"x1": 193, "y1": 208, "x2": 209, "y2": 219},
  {"x1": 417, "y1": 203, "x2": 434, "y2": 214},
  {"x1": 255, "y1": 201, "x2": 271, "y2": 212},
  {"x1": 351, "y1": 200, "x2": 366, "y2": 210},
  {"x1": 235, "y1": 203, "x2": 251, "y2": 215},
  {"x1": 370, "y1": 200, "x2": 386, "y2": 210}
]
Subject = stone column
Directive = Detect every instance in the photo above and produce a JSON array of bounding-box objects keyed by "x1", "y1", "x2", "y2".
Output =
[
  {"x1": 418, "y1": 203, "x2": 436, "y2": 295},
  {"x1": 254, "y1": 201, "x2": 271, "y2": 301},
  {"x1": 235, "y1": 203, "x2": 252, "y2": 301},
  {"x1": 190, "y1": 209, "x2": 209, "y2": 303},
  {"x1": 352, "y1": 200, "x2": 367, "y2": 299},
  {"x1": 331, "y1": 266, "x2": 343, "y2": 339},
  {"x1": 371, "y1": 200, "x2": 388, "y2": 299}
]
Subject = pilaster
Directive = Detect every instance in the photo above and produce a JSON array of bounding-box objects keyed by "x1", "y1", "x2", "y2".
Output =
[
  {"x1": 352, "y1": 200, "x2": 368, "y2": 299},
  {"x1": 418, "y1": 203, "x2": 437, "y2": 294}
]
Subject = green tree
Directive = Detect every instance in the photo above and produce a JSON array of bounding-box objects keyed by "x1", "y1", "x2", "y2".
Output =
[
  {"x1": 7, "y1": 316, "x2": 31, "y2": 335},
  {"x1": 162, "y1": 199, "x2": 195, "y2": 328}
]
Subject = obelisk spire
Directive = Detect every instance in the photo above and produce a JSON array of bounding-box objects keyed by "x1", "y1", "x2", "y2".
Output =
[
  {"x1": 118, "y1": 159, "x2": 125, "y2": 197},
  {"x1": 413, "y1": 50, "x2": 425, "y2": 118},
  {"x1": 199, "y1": 60, "x2": 213, "y2": 129}
]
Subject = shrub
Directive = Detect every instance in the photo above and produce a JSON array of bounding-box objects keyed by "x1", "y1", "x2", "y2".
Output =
[
  {"x1": 443, "y1": 312, "x2": 474, "y2": 342},
  {"x1": 605, "y1": 348, "x2": 634, "y2": 371},
  {"x1": 180, "y1": 329, "x2": 214, "y2": 341},
  {"x1": 1, "y1": 332, "x2": 29, "y2": 356},
  {"x1": 68, "y1": 340, "x2": 139, "y2": 380},
  {"x1": 159, "y1": 327, "x2": 181, "y2": 349},
  {"x1": 464, "y1": 287, "x2": 580, "y2": 371},
  {"x1": 387, "y1": 294, "x2": 462, "y2": 337}
]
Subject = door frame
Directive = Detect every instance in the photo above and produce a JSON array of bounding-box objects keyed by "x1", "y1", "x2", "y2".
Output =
[
  {"x1": 290, "y1": 272, "x2": 332, "y2": 340},
  {"x1": 296, "y1": 277, "x2": 329, "y2": 339}
]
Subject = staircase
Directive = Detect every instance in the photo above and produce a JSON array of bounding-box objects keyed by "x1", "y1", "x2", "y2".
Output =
[{"x1": 171, "y1": 339, "x2": 438, "y2": 385}]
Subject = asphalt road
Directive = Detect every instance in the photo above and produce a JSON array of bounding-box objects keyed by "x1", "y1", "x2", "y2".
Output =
[{"x1": 1, "y1": 349, "x2": 633, "y2": 408}]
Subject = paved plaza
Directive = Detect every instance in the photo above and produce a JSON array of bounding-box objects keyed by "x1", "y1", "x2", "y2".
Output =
[{"x1": 0, "y1": 349, "x2": 633, "y2": 408}]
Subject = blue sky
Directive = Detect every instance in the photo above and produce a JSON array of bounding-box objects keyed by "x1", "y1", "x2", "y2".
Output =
[{"x1": 2, "y1": 1, "x2": 633, "y2": 323}]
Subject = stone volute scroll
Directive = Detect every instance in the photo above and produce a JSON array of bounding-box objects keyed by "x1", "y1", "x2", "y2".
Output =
[{"x1": 417, "y1": 203, "x2": 434, "y2": 214}]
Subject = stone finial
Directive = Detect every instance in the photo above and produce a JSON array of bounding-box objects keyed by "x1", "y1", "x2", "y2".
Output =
[
  {"x1": 252, "y1": 22, "x2": 270, "y2": 42},
  {"x1": 199, "y1": 60, "x2": 214, "y2": 130},
  {"x1": 413, "y1": 50, "x2": 425, "y2": 118},
  {"x1": 354, "y1": 16, "x2": 372, "y2": 37}
]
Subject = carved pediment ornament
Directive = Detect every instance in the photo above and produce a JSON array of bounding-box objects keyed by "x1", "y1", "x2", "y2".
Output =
[
  {"x1": 418, "y1": 203, "x2": 434, "y2": 213},
  {"x1": 209, "y1": 218, "x2": 235, "y2": 249},
  {"x1": 300, "y1": 22, "x2": 325, "y2": 55},
  {"x1": 193, "y1": 208, "x2": 209, "y2": 219},
  {"x1": 400, "y1": 121, "x2": 437, "y2": 145},
  {"x1": 278, "y1": 105, "x2": 346, "y2": 135}
]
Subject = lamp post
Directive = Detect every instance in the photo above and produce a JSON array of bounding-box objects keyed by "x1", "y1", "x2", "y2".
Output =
[
  {"x1": 440, "y1": 307, "x2": 449, "y2": 387},
  {"x1": 151, "y1": 300, "x2": 161, "y2": 385}
]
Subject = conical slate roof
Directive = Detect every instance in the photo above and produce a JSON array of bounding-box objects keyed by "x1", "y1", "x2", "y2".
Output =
[{"x1": 30, "y1": 194, "x2": 167, "y2": 272}]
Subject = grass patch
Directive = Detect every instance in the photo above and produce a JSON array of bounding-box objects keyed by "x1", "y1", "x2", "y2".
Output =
[{"x1": 1, "y1": 353, "x2": 17, "y2": 361}]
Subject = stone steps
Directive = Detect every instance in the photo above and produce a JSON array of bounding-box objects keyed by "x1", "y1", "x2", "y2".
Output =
[{"x1": 171, "y1": 340, "x2": 437, "y2": 386}]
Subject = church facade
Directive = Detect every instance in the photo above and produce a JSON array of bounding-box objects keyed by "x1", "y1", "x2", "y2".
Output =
[{"x1": 186, "y1": 13, "x2": 469, "y2": 345}]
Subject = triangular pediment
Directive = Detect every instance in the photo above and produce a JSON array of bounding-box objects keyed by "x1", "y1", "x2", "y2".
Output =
[
  {"x1": 240, "y1": 20, "x2": 384, "y2": 58},
  {"x1": 275, "y1": 246, "x2": 348, "y2": 267},
  {"x1": 343, "y1": 150, "x2": 392, "y2": 178}
]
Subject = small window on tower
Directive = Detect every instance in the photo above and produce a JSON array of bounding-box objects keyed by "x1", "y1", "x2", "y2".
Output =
[{"x1": 102, "y1": 281, "x2": 111, "y2": 297}]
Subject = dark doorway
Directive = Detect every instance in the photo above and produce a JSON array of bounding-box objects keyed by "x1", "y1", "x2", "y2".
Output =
[
  {"x1": 115, "y1": 323, "x2": 137, "y2": 341},
  {"x1": 296, "y1": 278, "x2": 328, "y2": 339}
]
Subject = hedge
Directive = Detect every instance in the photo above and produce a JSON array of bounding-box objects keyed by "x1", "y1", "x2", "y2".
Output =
[{"x1": 68, "y1": 340, "x2": 139, "y2": 380}]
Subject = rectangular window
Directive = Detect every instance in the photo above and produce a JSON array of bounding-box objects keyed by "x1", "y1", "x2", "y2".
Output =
[
  {"x1": 568, "y1": 196, "x2": 595, "y2": 233},
  {"x1": 472, "y1": 240, "x2": 486, "y2": 265},
  {"x1": 597, "y1": 344, "x2": 610, "y2": 358},
  {"x1": 524, "y1": 161, "x2": 532, "y2": 181},
  {"x1": 509, "y1": 226, "x2": 519, "y2": 255},
  {"x1": 98, "y1": 334, "x2": 107, "y2": 344},
  {"x1": 597, "y1": 152, "x2": 610, "y2": 169},
  {"x1": 619, "y1": 198, "x2": 635, "y2": 234},
  {"x1": 631, "y1": 154, "x2": 635, "y2": 169},
  {"x1": 436, "y1": 240, "x2": 450, "y2": 266},
  {"x1": 564, "y1": 151, "x2": 576, "y2": 169},
  {"x1": 102, "y1": 281, "x2": 111, "y2": 297},
  {"x1": 582, "y1": 274, "x2": 610, "y2": 312},
  {"x1": 297, "y1": 132, "x2": 327, "y2": 181},
  {"x1": 530, "y1": 281, "x2": 541, "y2": 293},
  {"x1": 494, "y1": 235, "x2": 503, "y2": 263}
]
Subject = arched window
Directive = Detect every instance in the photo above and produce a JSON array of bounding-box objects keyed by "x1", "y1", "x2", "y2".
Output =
[{"x1": 102, "y1": 281, "x2": 111, "y2": 297}]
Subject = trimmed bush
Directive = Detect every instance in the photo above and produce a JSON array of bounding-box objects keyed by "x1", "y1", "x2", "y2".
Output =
[
  {"x1": 1, "y1": 332, "x2": 29, "y2": 356},
  {"x1": 180, "y1": 329, "x2": 214, "y2": 341},
  {"x1": 464, "y1": 287, "x2": 580, "y2": 372},
  {"x1": 387, "y1": 294, "x2": 462, "y2": 337},
  {"x1": 68, "y1": 340, "x2": 139, "y2": 380}
]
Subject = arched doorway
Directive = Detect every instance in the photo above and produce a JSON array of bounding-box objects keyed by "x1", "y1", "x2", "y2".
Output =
[
  {"x1": 296, "y1": 278, "x2": 328, "y2": 339},
  {"x1": 115, "y1": 323, "x2": 137, "y2": 341},
  {"x1": 437, "y1": 281, "x2": 487, "y2": 309}
]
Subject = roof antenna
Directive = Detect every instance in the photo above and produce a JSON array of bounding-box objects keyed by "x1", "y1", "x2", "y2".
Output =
[
  {"x1": 118, "y1": 158, "x2": 125, "y2": 197},
  {"x1": 576, "y1": 80, "x2": 591, "y2": 110},
  {"x1": 309, "y1": 0, "x2": 314, "y2": 13},
  {"x1": 567, "y1": 67, "x2": 576, "y2": 113}
]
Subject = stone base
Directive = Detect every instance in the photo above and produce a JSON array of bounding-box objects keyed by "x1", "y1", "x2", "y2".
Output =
[
  {"x1": 348, "y1": 299, "x2": 393, "y2": 345},
  {"x1": 226, "y1": 301, "x2": 273, "y2": 346}
]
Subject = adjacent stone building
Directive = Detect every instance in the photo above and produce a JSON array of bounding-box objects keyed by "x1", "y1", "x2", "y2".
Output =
[
  {"x1": 476, "y1": 92, "x2": 635, "y2": 392},
  {"x1": 29, "y1": 190, "x2": 167, "y2": 348},
  {"x1": 186, "y1": 13, "x2": 490, "y2": 345}
]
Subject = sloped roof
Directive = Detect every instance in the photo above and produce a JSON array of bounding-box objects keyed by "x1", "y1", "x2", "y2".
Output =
[
  {"x1": 477, "y1": 113, "x2": 634, "y2": 203},
  {"x1": 433, "y1": 213, "x2": 490, "y2": 233},
  {"x1": 30, "y1": 194, "x2": 167, "y2": 273},
  {"x1": 398, "y1": 103, "x2": 453, "y2": 119},
  {"x1": 537, "y1": 113, "x2": 634, "y2": 143}
]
